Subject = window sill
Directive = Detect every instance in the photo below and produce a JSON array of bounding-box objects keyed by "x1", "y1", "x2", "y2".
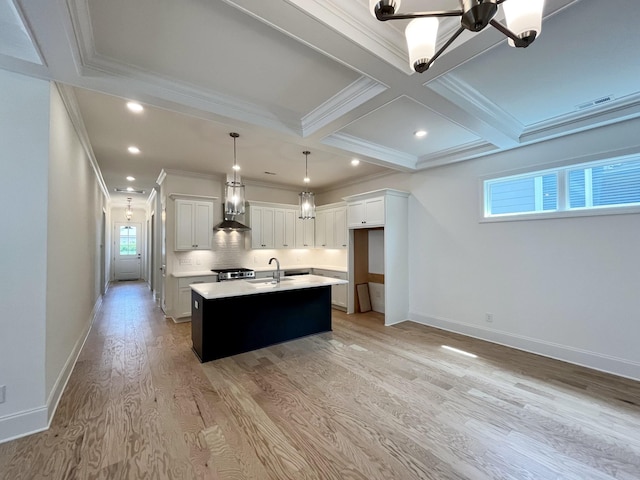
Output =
[{"x1": 480, "y1": 205, "x2": 640, "y2": 223}]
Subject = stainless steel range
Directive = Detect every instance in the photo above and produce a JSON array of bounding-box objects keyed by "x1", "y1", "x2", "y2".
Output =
[{"x1": 212, "y1": 267, "x2": 255, "y2": 281}]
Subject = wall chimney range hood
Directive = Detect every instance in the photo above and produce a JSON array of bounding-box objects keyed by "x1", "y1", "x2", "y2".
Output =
[{"x1": 213, "y1": 205, "x2": 250, "y2": 232}]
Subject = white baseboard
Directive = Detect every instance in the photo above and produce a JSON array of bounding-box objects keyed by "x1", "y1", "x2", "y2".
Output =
[
  {"x1": 46, "y1": 295, "x2": 103, "y2": 424},
  {"x1": 0, "y1": 295, "x2": 104, "y2": 444},
  {"x1": 409, "y1": 312, "x2": 640, "y2": 382},
  {"x1": 0, "y1": 407, "x2": 48, "y2": 444}
]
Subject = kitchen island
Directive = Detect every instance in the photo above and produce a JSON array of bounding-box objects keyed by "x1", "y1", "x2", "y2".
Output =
[{"x1": 190, "y1": 275, "x2": 348, "y2": 362}]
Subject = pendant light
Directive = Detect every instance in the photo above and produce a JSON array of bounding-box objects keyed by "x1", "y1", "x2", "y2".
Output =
[
  {"x1": 125, "y1": 197, "x2": 133, "y2": 221},
  {"x1": 224, "y1": 132, "x2": 246, "y2": 216},
  {"x1": 298, "y1": 150, "x2": 316, "y2": 219}
]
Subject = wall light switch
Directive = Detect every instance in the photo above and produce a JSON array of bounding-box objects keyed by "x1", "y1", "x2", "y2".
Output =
[{"x1": 0, "y1": 385, "x2": 6, "y2": 404}]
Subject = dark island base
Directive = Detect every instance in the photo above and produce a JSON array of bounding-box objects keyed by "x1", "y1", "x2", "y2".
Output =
[{"x1": 191, "y1": 286, "x2": 332, "y2": 362}]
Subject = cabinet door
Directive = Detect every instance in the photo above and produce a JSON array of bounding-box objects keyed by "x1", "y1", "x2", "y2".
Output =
[
  {"x1": 274, "y1": 209, "x2": 286, "y2": 248},
  {"x1": 315, "y1": 210, "x2": 327, "y2": 247},
  {"x1": 296, "y1": 217, "x2": 315, "y2": 248},
  {"x1": 250, "y1": 206, "x2": 275, "y2": 249},
  {"x1": 331, "y1": 284, "x2": 347, "y2": 308},
  {"x1": 250, "y1": 207, "x2": 264, "y2": 249},
  {"x1": 273, "y1": 209, "x2": 295, "y2": 248},
  {"x1": 347, "y1": 201, "x2": 365, "y2": 227},
  {"x1": 193, "y1": 201, "x2": 212, "y2": 249},
  {"x1": 364, "y1": 197, "x2": 385, "y2": 226},
  {"x1": 175, "y1": 200, "x2": 195, "y2": 250},
  {"x1": 325, "y1": 210, "x2": 336, "y2": 248},
  {"x1": 284, "y1": 209, "x2": 296, "y2": 248},
  {"x1": 261, "y1": 208, "x2": 275, "y2": 248},
  {"x1": 334, "y1": 207, "x2": 348, "y2": 248}
]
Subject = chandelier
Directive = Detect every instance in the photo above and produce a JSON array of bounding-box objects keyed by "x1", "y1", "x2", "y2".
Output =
[
  {"x1": 298, "y1": 151, "x2": 316, "y2": 220},
  {"x1": 125, "y1": 197, "x2": 133, "y2": 221},
  {"x1": 224, "y1": 132, "x2": 246, "y2": 216},
  {"x1": 370, "y1": 0, "x2": 545, "y2": 73}
]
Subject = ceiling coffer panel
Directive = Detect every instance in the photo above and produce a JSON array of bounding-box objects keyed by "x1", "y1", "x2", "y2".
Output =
[
  {"x1": 338, "y1": 95, "x2": 480, "y2": 158},
  {"x1": 437, "y1": 0, "x2": 640, "y2": 127},
  {"x1": 86, "y1": 0, "x2": 362, "y2": 119}
]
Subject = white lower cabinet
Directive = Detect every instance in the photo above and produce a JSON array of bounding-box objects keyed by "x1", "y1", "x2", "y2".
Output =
[
  {"x1": 313, "y1": 268, "x2": 347, "y2": 309},
  {"x1": 176, "y1": 275, "x2": 216, "y2": 319}
]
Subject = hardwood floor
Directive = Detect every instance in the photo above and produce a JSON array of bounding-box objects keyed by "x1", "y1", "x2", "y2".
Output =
[{"x1": 1, "y1": 282, "x2": 639, "y2": 479}]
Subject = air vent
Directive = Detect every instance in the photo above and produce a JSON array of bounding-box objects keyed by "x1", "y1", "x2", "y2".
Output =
[
  {"x1": 577, "y1": 95, "x2": 614, "y2": 111},
  {"x1": 263, "y1": 171, "x2": 276, "y2": 175}
]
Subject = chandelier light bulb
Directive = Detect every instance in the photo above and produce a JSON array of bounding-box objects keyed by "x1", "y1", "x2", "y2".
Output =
[
  {"x1": 503, "y1": 0, "x2": 544, "y2": 47},
  {"x1": 405, "y1": 17, "x2": 439, "y2": 72}
]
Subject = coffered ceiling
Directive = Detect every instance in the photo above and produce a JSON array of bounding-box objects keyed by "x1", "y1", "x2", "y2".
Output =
[{"x1": 3, "y1": 0, "x2": 640, "y2": 207}]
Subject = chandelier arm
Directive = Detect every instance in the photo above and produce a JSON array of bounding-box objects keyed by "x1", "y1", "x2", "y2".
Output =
[
  {"x1": 489, "y1": 19, "x2": 533, "y2": 48},
  {"x1": 416, "y1": 26, "x2": 465, "y2": 73},
  {"x1": 376, "y1": 9, "x2": 462, "y2": 21}
]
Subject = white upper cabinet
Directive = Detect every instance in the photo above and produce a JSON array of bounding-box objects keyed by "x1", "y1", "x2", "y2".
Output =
[
  {"x1": 175, "y1": 199, "x2": 213, "y2": 250},
  {"x1": 274, "y1": 208, "x2": 296, "y2": 248},
  {"x1": 296, "y1": 216, "x2": 315, "y2": 248},
  {"x1": 316, "y1": 204, "x2": 347, "y2": 248},
  {"x1": 347, "y1": 196, "x2": 385, "y2": 228},
  {"x1": 334, "y1": 207, "x2": 348, "y2": 248},
  {"x1": 250, "y1": 206, "x2": 275, "y2": 249}
]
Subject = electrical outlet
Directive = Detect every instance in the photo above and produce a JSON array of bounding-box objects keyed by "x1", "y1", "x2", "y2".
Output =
[
  {"x1": 485, "y1": 313, "x2": 494, "y2": 323},
  {"x1": 0, "y1": 385, "x2": 6, "y2": 404}
]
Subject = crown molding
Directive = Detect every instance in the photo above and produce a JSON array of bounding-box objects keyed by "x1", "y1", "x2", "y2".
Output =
[
  {"x1": 521, "y1": 91, "x2": 640, "y2": 143},
  {"x1": 65, "y1": 0, "x2": 304, "y2": 136},
  {"x1": 161, "y1": 169, "x2": 223, "y2": 181},
  {"x1": 322, "y1": 132, "x2": 416, "y2": 170},
  {"x1": 275, "y1": 0, "x2": 411, "y2": 74},
  {"x1": 428, "y1": 74, "x2": 524, "y2": 145},
  {"x1": 301, "y1": 76, "x2": 387, "y2": 137},
  {"x1": 316, "y1": 169, "x2": 404, "y2": 195},
  {"x1": 416, "y1": 140, "x2": 497, "y2": 170},
  {"x1": 54, "y1": 82, "x2": 110, "y2": 199}
]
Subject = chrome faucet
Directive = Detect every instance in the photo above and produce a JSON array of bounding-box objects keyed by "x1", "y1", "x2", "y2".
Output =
[{"x1": 268, "y1": 257, "x2": 281, "y2": 284}]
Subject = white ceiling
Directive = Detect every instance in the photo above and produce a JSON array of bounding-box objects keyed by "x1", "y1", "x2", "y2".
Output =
[{"x1": 4, "y1": 0, "x2": 640, "y2": 207}]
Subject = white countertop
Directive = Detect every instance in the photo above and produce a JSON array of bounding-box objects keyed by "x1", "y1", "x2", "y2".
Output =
[
  {"x1": 171, "y1": 270, "x2": 218, "y2": 278},
  {"x1": 190, "y1": 274, "x2": 348, "y2": 300}
]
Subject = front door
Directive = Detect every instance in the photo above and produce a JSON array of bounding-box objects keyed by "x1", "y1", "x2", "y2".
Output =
[{"x1": 115, "y1": 222, "x2": 141, "y2": 280}]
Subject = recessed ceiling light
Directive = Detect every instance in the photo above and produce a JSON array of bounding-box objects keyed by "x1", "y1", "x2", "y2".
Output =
[
  {"x1": 414, "y1": 130, "x2": 427, "y2": 138},
  {"x1": 264, "y1": 172, "x2": 276, "y2": 175},
  {"x1": 128, "y1": 146, "x2": 140, "y2": 154},
  {"x1": 126, "y1": 102, "x2": 144, "y2": 113},
  {"x1": 351, "y1": 159, "x2": 360, "y2": 166},
  {"x1": 126, "y1": 176, "x2": 135, "y2": 181}
]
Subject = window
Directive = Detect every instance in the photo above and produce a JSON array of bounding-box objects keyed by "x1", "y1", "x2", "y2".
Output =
[
  {"x1": 119, "y1": 225, "x2": 137, "y2": 255},
  {"x1": 484, "y1": 157, "x2": 640, "y2": 219}
]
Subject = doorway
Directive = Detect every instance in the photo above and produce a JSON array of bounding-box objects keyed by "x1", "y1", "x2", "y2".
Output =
[{"x1": 114, "y1": 222, "x2": 142, "y2": 280}]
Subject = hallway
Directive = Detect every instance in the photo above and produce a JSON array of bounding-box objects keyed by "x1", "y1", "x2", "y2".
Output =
[{"x1": 1, "y1": 282, "x2": 639, "y2": 479}]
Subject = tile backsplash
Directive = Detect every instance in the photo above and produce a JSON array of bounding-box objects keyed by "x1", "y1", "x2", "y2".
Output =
[{"x1": 172, "y1": 231, "x2": 347, "y2": 273}]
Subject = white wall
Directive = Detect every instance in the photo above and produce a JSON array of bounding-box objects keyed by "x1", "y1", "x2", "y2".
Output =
[
  {"x1": 408, "y1": 118, "x2": 640, "y2": 380},
  {"x1": 316, "y1": 172, "x2": 411, "y2": 205},
  {"x1": 0, "y1": 70, "x2": 50, "y2": 441},
  {"x1": 46, "y1": 85, "x2": 106, "y2": 409}
]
